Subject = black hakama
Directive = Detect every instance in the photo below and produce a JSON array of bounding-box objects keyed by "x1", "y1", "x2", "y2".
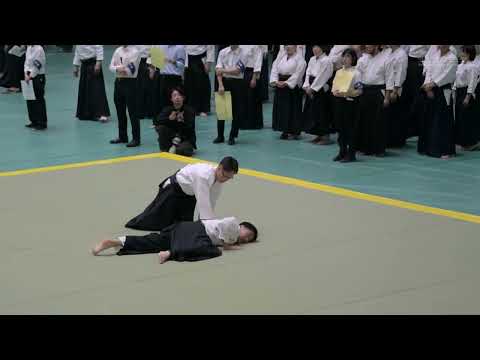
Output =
[
  {"x1": 135, "y1": 57, "x2": 154, "y2": 119},
  {"x1": 216, "y1": 77, "x2": 247, "y2": 140},
  {"x1": 454, "y1": 86, "x2": 479, "y2": 147},
  {"x1": 26, "y1": 75, "x2": 48, "y2": 129},
  {"x1": 386, "y1": 93, "x2": 408, "y2": 148},
  {"x1": 125, "y1": 174, "x2": 197, "y2": 231},
  {"x1": 0, "y1": 45, "x2": 6, "y2": 74},
  {"x1": 76, "y1": 58, "x2": 111, "y2": 120},
  {"x1": 303, "y1": 75, "x2": 331, "y2": 136},
  {"x1": 357, "y1": 85, "x2": 387, "y2": 155},
  {"x1": 272, "y1": 75, "x2": 303, "y2": 135},
  {"x1": 240, "y1": 67, "x2": 263, "y2": 129},
  {"x1": 0, "y1": 46, "x2": 25, "y2": 89},
  {"x1": 333, "y1": 96, "x2": 360, "y2": 157},
  {"x1": 404, "y1": 56, "x2": 425, "y2": 137},
  {"x1": 117, "y1": 221, "x2": 222, "y2": 262},
  {"x1": 259, "y1": 53, "x2": 270, "y2": 102},
  {"x1": 184, "y1": 52, "x2": 212, "y2": 114},
  {"x1": 152, "y1": 72, "x2": 183, "y2": 117},
  {"x1": 417, "y1": 85, "x2": 456, "y2": 157}
]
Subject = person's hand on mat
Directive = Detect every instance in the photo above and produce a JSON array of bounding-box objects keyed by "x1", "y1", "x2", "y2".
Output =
[
  {"x1": 73, "y1": 66, "x2": 79, "y2": 78},
  {"x1": 218, "y1": 85, "x2": 225, "y2": 95},
  {"x1": 94, "y1": 62, "x2": 101, "y2": 75},
  {"x1": 223, "y1": 244, "x2": 242, "y2": 250},
  {"x1": 250, "y1": 77, "x2": 257, "y2": 89}
]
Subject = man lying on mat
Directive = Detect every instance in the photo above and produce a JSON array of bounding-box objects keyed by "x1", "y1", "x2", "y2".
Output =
[{"x1": 92, "y1": 217, "x2": 258, "y2": 264}]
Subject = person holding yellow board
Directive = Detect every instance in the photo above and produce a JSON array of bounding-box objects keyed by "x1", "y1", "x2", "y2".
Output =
[{"x1": 214, "y1": 45, "x2": 248, "y2": 146}]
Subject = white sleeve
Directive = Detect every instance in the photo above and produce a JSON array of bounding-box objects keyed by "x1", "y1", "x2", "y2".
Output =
[
  {"x1": 253, "y1": 46, "x2": 263, "y2": 73},
  {"x1": 286, "y1": 58, "x2": 306, "y2": 89},
  {"x1": 216, "y1": 50, "x2": 224, "y2": 69},
  {"x1": 269, "y1": 57, "x2": 279, "y2": 84},
  {"x1": 433, "y1": 58, "x2": 458, "y2": 88},
  {"x1": 467, "y1": 66, "x2": 479, "y2": 94},
  {"x1": 303, "y1": 58, "x2": 313, "y2": 88},
  {"x1": 109, "y1": 50, "x2": 120, "y2": 74},
  {"x1": 95, "y1": 45, "x2": 104, "y2": 61},
  {"x1": 385, "y1": 56, "x2": 395, "y2": 91},
  {"x1": 193, "y1": 177, "x2": 216, "y2": 220},
  {"x1": 310, "y1": 59, "x2": 333, "y2": 92},
  {"x1": 73, "y1": 46, "x2": 80, "y2": 66},
  {"x1": 29, "y1": 48, "x2": 44, "y2": 78},
  {"x1": 206, "y1": 45, "x2": 215, "y2": 63},
  {"x1": 398, "y1": 55, "x2": 408, "y2": 87}
]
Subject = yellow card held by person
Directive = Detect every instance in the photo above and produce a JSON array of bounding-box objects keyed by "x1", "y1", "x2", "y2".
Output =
[
  {"x1": 150, "y1": 47, "x2": 166, "y2": 70},
  {"x1": 332, "y1": 69, "x2": 354, "y2": 93},
  {"x1": 215, "y1": 91, "x2": 233, "y2": 121}
]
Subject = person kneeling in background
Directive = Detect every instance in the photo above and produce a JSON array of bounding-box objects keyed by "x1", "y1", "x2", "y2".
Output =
[{"x1": 155, "y1": 87, "x2": 197, "y2": 156}]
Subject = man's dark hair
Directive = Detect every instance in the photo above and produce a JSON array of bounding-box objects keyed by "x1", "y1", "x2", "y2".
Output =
[
  {"x1": 342, "y1": 48, "x2": 358, "y2": 66},
  {"x1": 219, "y1": 156, "x2": 239, "y2": 173},
  {"x1": 240, "y1": 221, "x2": 258, "y2": 242},
  {"x1": 461, "y1": 45, "x2": 476, "y2": 61}
]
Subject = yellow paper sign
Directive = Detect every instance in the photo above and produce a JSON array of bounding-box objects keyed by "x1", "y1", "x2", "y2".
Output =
[
  {"x1": 332, "y1": 69, "x2": 354, "y2": 93},
  {"x1": 150, "y1": 47, "x2": 166, "y2": 70},
  {"x1": 215, "y1": 91, "x2": 233, "y2": 121}
]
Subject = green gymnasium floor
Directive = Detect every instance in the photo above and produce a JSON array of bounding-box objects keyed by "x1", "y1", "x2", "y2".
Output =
[{"x1": 1, "y1": 46, "x2": 480, "y2": 215}]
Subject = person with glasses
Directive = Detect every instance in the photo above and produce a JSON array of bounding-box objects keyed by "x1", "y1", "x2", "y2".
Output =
[
  {"x1": 125, "y1": 156, "x2": 239, "y2": 231},
  {"x1": 92, "y1": 217, "x2": 258, "y2": 264}
]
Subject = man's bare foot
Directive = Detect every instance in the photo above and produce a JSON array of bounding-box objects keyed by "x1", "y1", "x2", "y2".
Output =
[
  {"x1": 158, "y1": 250, "x2": 171, "y2": 264},
  {"x1": 91, "y1": 239, "x2": 120, "y2": 256}
]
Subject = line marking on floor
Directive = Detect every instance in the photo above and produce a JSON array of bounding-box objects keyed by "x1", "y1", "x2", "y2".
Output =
[{"x1": 1, "y1": 152, "x2": 479, "y2": 224}]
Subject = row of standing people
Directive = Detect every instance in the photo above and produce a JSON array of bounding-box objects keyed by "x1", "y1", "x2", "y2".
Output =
[{"x1": 269, "y1": 44, "x2": 480, "y2": 162}]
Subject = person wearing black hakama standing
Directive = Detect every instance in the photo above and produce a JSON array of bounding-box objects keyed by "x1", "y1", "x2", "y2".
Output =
[
  {"x1": 454, "y1": 45, "x2": 480, "y2": 151},
  {"x1": 417, "y1": 45, "x2": 458, "y2": 159},
  {"x1": 148, "y1": 45, "x2": 186, "y2": 119},
  {"x1": 24, "y1": 45, "x2": 48, "y2": 131},
  {"x1": 332, "y1": 48, "x2": 362, "y2": 163},
  {"x1": 0, "y1": 45, "x2": 26, "y2": 93},
  {"x1": 240, "y1": 45, "x2": 264, "y2": 129},
  {"x1": 403, "y1": 45, "x2": 430, "y2": 138},
  {"x1": 259, "y1": 45, "x2": 270, "y2": 102},
  {"x1": 385, "y1": 45, "x2": 409, "y2": 148},
  {"x1": 109, "y1": 45, "x2": 142, "y2": 147},
  {"x1": 474, "y1": 48, "x2": 480, "y2": 144},
  {"x1": 214, "y1": 45, "x2": 248, "y2": 145},
  {"x1": 73, "y1": 45, "x2": 110, "y2": 122},
  {"x1": 270, "y1": 45, "x2": 307, "y2": 140},
  {"x1": 302, "y1": 45, "x2": 334, "y2": 144},
  {"x1": 125, "y1": 157, "x2": 238, "y2": 231},
  {"x1": 0, "y1": 45, "x2": 6, "y2": 76},
  {"x1": 155, "y1": 87, "x2": 197, "y2": 156},
  {"x1": 356, "y1": 45, "x2": 394, "y2": 157},
  {"x1": 92, "y1": 217, "x2": 258, "y2": 265},
  {"x1": 134, "y1": 45, "x2": 154, "y2": 120},
  {"x1": 184, "y1": 45, "x2": 214, "y2": 116}
]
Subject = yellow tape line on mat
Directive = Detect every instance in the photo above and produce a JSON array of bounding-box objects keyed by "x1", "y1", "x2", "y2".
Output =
[{"x1": 1, "y1": 152, "x2": 480, "y2": 224}]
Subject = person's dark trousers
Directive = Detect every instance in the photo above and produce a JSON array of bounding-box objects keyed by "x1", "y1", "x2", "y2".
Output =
[
  {"x1": 26, "y1": 74, "x2": 48, "y2": 128},
  {"x1": 156, "y1": 125, "x2": 194, "y2": 156},
  {"x1": 114, "y1": 78, "x2": 140, "y2": 142}
]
